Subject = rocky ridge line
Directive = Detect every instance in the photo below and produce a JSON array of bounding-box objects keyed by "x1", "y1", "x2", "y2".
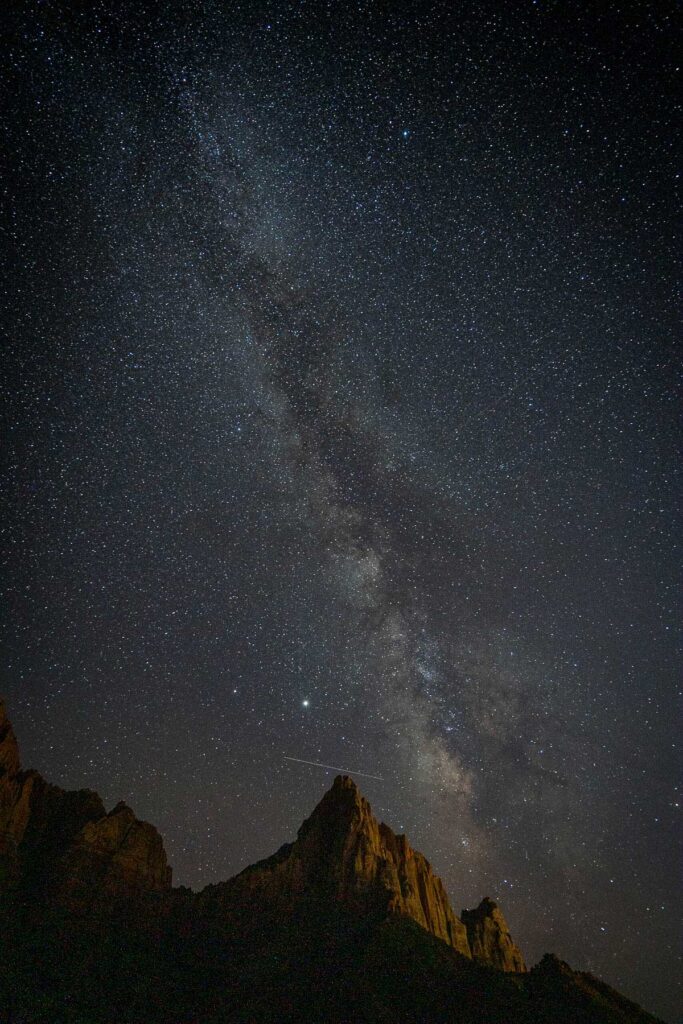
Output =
[
  {"x1": 0, "y1": 700, "x2": 171, "y2": 895},
  {"x1": 1, "y1": 701, "x2": 525, "y2": 969}
]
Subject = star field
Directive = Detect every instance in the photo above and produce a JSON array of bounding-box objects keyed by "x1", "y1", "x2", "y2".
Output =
[{"x1": 2, "y1": 2, "x2": 680, "y2": 1020}]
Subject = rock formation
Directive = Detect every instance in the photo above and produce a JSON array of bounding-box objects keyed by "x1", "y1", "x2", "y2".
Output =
[
  {"x1": 59, "y1": 799, "x2": 172, "y2": 899},
  {"x1": 0, "y1": 701, "x2": 664, "y2": 1023},
  {"x1": 1, "y1": 701, "x2": 105, "y2": 887},
  {"x1": 0, "y1": 704, "x2": 520, "y2": 965},
  {"x1": 208, "y1": 774, "x2": 472, "y2": 956},
  {"x1": 461, "y1": 896, "x2": 526, "y2": 972},
  {"x1": 0, "y1": 700, "x2": 170, "y2": 898},
  {"x1": 529, "y1": 953, "x2": 660, "y2": 1022}
]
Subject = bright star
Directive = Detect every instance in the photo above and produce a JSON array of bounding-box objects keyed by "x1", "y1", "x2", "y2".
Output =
[{"x1": 302, "y1": 699, "x2": 310, "y2": 707}]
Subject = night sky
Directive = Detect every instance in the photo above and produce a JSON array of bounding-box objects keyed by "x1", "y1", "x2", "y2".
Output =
[{"x1": 2, "y1": 2, "x2": 680, "y2": 1020}]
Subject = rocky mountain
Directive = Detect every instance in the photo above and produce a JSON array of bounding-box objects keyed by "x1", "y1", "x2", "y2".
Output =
[
  {"x1": 0, "y1": 701, "x2": 664, "y2": 1023},
  {"x1": 0, "y1": 700, "x2": 170, "y2": 901},
  {"x1": 201, "y1": 773, "x2": 474, "y2": 958},
  {"x1": 462, "y1": 895, "x2": 527, "y2": 972}
]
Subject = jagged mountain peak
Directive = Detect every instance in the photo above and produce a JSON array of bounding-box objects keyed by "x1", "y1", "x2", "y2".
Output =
[
  {"x1": 304, "y1": 772, "x2": 365, "y2": 811},
  {"x1": 1, "y1": 705, "x2": 520, "y2": 969},
  {"x1": 0, "y1": 701, "x2": 666, "y2": 1022},
  {"x1": 291, "y1": 776, "x2": 528, "y2": 968},
  {"x1": 331, "y1": 773, "x2": 362, "y2": 793},
  {"x1": 219, "y1": 772, "x2": 473, "y2": 957},
  {"x1": 297, "y1": 773, "x2": 374, "y2": 841}
]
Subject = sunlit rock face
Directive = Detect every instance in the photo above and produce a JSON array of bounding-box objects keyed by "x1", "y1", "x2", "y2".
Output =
[{"x1": 462, "y1": 896, "x2": 527, "y2": 972}]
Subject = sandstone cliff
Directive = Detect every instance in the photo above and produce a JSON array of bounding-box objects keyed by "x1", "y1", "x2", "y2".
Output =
[
  {"x1": 59, "y1": 799, "x2": 172, "y2": 898},
  {"x1": 461, "y1": 896, "x2": 526, "y2": 972},
  {"x1": 2, "y1": 703, "x2": 528, "y2": 971},
  {"x1": 1, "y1": 701, "x2": 105, "y2": 886},
  {"x1": 0, "y1": 701, "x2": 666, "y2": 1023},
  {"x1": 2, "y1": 699, "x2": 525, "y2": 968},
  {"x1": 207, "y1": 774, "x2": 472, "y2": 956},
  {"x1": 0, "y1": 701, "x2": 170, "y2": 897}
]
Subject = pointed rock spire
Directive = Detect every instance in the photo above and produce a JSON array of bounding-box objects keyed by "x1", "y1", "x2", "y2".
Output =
[
  {"x1": 224, "y1": 774, "x2": 471, "y2": 957},
  {"x1": 461, "y1": 896, "x2": 526, "y2": 972}
]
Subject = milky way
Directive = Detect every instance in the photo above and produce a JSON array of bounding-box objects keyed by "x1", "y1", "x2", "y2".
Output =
[{"x1": 2, "y1": 3, "x2": 680, "y2": 1019}]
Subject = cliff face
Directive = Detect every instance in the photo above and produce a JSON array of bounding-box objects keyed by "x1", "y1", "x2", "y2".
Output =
[
  {"x1": 0, "y1": 701, "x2": 665, "y2": 1024},
  {"x1": 462, "y1": 896, "x2": 526, "y2": 972},
  {"x1": 210, "y1": 774, "x2": 471, "y2": 957},
  {"x1": 1, "y1": 702, "x2": 105, "y2": 886},
  {"x1": 59, "y1": 799, "x2": 172, "y2": 898},
  {"x1": 0, "y1": 701, "x2": 170, "y2": 898},
  {"x1": 1, "y1": 700, "x2": 519, "y2": 967},
  {"x1": 2, "y1": 704, "x2": 524, "y2": 968}
]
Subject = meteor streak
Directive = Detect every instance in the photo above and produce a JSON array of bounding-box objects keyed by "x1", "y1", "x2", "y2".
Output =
[{"x1": 284, "y1": 756, "x2": 383, "y2": 781}]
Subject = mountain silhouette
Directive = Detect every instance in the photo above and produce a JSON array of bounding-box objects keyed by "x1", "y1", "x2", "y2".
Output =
[{"x1": 0, "y1": 701, "x2": 663, "y2": 1023}]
